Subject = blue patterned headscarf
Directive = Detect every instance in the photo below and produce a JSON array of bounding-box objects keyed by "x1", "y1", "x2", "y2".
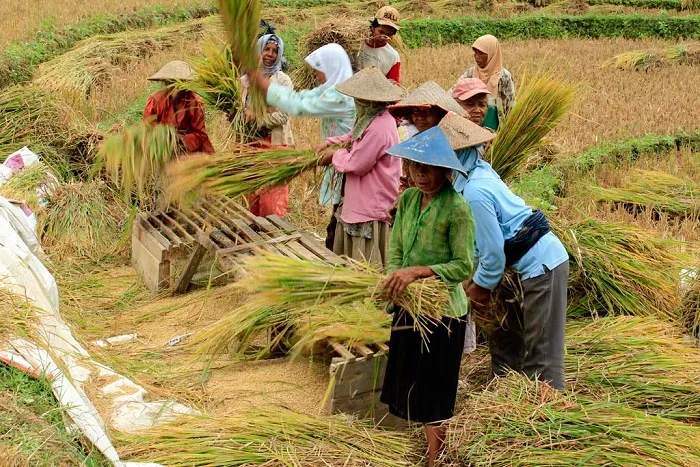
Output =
[{"x1": 257, "y1": 34, "x2": 284, "y2": 76}]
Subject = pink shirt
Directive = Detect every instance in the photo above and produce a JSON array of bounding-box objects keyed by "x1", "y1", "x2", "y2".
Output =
[{"x1": 326, "y1": 110, "x2": 400, "y2": 224}]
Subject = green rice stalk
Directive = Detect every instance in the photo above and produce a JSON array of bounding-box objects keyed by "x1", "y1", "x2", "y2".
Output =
[
  {"x1": 587, "y1": 169, "x2": 700, "y2": 218},
  {"x1": 603, "y1": 49, "x2": 666, "y2": 71},
  {"x1": 485, "y1": 73, "x2": 576, "y2": 182},
  {"x1": 119, "y1": 408, "x2": 421, "y2": 466},
  {"x1": 164, "y1": 145, "x2": 321, "y2": 205},
  {"x1": 219, "y1": 0, "x2": 267, "y2": 117},
  {"x1": 96, "y1": 122, "x2": 180, "y2": 209},
  {"x1": 33, "y1": 21, "x2": 210, "y2": 99},
  {"x1": 174, "y1": 40, "x2": 253, "y2": 144},
  {"x1": 553, "y1": 218, "x2": 687, "y2": 321},
  {"x1": 0, "y1": 286, "x2": 37, "y2": 343},
  {"x1": 38, "y1": 181, "x2": 129, "y2": 260},
  {"x1": 190, "y1": 253, "x2": 449, "y2": 359},
  {"x1": 681, "y1": 278, "x2": 700, "y2": 337},
  {"x1": 567, "y1": 316, "x2": 700, "y2": 422},
  {"x1": 0, "y1": 162, "x2": 58, "y2": 212},
  {"x1": 444, "y1": 374, "x2": 700, "y2": 466}
]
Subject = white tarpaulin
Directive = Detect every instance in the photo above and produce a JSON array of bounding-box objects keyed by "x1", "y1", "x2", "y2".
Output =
[{"x1": 0, "y1": 191, "x2": 196, "y2": 466}]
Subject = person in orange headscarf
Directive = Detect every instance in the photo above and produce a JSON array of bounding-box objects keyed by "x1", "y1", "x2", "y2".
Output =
[
  {"x1": 450, "y1": 35, "x2": 515, "y2": 131},
  {"x1": 143, "y1": 60, "x2": 215, "y2": 154}
]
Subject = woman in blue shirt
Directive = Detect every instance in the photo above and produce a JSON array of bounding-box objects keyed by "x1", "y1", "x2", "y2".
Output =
[{"x1": 439, "y1": 112, "x2": 569, "y2": 390}]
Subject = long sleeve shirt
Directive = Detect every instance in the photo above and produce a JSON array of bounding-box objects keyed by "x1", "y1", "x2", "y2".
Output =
[
  {"x1": 267, "y1": 82, "x2": 355, "y2": 205},
  {"x1": 241, "y1": 72, "x2": 295, "y2": 146},
  {"x1": 143, "y1": 89, "x2": 214, "y2": 154},
  {"x1": 452, "y1": 147, "x2": 568, "y2": 290},
  {"x1": 325, "y1": 110, "x2": 400, "y2": 224},
  {"x1": 388, "y1": 185, "x2": 475, "y2": 318}
]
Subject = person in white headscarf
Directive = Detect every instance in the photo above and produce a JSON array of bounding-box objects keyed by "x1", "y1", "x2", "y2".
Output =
[{"x1": 250, "y1": 43, "x2": 356, "y2": 248}]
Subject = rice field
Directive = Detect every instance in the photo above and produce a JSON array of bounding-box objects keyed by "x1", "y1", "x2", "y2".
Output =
[{"x1": 2, "y1": 0, "x2": 700, "y2": 465}]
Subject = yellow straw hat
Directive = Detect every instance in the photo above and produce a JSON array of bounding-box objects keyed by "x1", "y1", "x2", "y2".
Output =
[
  {"x1": 388, "y1": 81, "x2": 466, "y2": 119},
  {"x1": 147, "y1": 60, "x2": 195, "y2": 82},
  {"x1": 438, "y1": 112, "x2": 497, "y2": 150},
  {"x1": 336, "y1": 67, "x2": 407, "y2": 102}
]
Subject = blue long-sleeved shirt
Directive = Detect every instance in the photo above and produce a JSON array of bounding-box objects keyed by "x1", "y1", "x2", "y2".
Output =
[
  {"x1": 452, "y1": 147, "x2": 569, "y2": 290},
  {"x1": 267, "y1": 82, "x2": 355, "y2": 206}
]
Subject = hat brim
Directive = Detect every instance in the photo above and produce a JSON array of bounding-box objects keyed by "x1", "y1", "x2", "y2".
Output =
[
  {"x1": 376, "y1": 18, "x2": 401, "y2": 30},
  {"x1": 453, "y1": 88, "x2": 490, "y2": 101},
  {"x1": 386, "y1": 126, "x2": 468, "y2": 178},
  {"x1": 336, "y1": 82, "x2": 406, "y2": 102},
  {"x1": 388, "y1": 103, "x2": 449, "y2": 119}
]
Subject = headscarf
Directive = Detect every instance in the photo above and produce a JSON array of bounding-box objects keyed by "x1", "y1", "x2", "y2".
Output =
[
  {"x1": 352, "y1": 100, "x2": 387, "y2": 139},
  {"x1": 257, "y1": 34, "x2": 284, "y2": 76},
  {"x1": 304, "y1": 43, "x2": 353, "y2": 92},
  {"x1": 472, "y1": 34, "x2": 503, "y2": 97}
]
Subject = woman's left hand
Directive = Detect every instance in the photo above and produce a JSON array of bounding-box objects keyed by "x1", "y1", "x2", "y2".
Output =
[
  {"x1": 464, "y1": 281, "x2": 492, "y2": 310},
  {"x1": 318, "y1": 149, "x2": 334, "y2": 167},
  {"x1": 382, "y1": 266, "x2": 432, "y2": 299}
]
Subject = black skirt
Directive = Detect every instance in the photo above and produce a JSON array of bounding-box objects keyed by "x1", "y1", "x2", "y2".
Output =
[{"x1": 380, "y1": 310, "x2": 467, "y2": 424}]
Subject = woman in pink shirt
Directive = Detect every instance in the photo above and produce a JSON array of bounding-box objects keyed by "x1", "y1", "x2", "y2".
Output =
[{"x1": 317, "y1": 67, "x2": 406, "y2": 267}]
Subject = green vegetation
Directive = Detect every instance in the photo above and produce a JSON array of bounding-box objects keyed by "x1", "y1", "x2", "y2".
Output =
[
  {"x1": 400, "y1": 15, "x2": 700, "y2": 48},
  {"x1": 0, "y1": 4, "x2": 218, "y2": 88},
  {"x1": 587, "y1": 0, "x2": 682, "y2": 10},
  {"x1": 0, "y1": 364, "x2": 109, "y2": 466}
]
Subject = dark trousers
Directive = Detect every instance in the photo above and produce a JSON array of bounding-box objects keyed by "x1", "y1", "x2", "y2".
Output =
[
  {"x1": 489, "y1": 261, "x2": 569, "y2": 390},
  {"x1": 325, "y1": 203, "x2": 340, "y2": 250}
]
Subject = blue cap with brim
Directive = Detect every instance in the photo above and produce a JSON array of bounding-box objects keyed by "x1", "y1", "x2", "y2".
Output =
[{"x1": 386, "y1": 126, "x2": 468, "y2": 178}]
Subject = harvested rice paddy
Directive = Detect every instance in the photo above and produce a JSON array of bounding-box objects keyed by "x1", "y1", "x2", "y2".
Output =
[{"x1": 2, "y1": 0, "x2": 700, "y2": 465}]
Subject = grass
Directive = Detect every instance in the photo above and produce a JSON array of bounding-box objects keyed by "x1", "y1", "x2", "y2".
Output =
[
  {"x1": 0, "y1": 3, "x2": 218, "y2": 87},
  {"x1": 681, "y1": 277, "x2": 700, "y2": 336},
  {"x1": 0, "y1": 365, "x2": 109, "y2": 466},
  {"x1": 443, "y1": 374, "x2": 700, "y2": 466},
  {"x1": 119, "y1": 408, "x2": 421, "y2": 465}
]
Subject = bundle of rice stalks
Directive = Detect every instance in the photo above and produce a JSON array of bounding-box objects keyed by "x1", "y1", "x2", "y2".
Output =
[
  {"x1": 603, "y1": 44, "x2": 700, "y2": 71},
  {"x1": 164, "y1": 146, "x2": 320, "y2": 205},
  {"x1": 0, "y1": 162, "x2": 58, "y2": 212},
  {"x1": 96, "y1": 122, "x2": 180, "y2": 208},
  {"x1": 191, "y1": 253, "x2": 448, "y2": 359},
  {"x1": 292, "y1": 17, "x2": 406, "y2": 89},
  {"x1": 219, "y1": 0, "x2": 267, "y2": 116},
  {"x1": 443, "y1": 374, "x2": 700, "y2": 466},
  {"x1": 175, "y1": 40, "x2": 252, "y2": 143},
  {"x1": 543, "y1": 0, "x2": 590, "y2": 12},
  {"x1": 38, "y1": 181, "x2": 129, "y2": 261},
  {"x1": 682, "y1": 0, "x2": 700, "y2": 10},
  {"x1": 567, "y1": 316, "x2": 700, "y2": 422},
  {"x1": 553, "y1": 218, "x2": 687, "y2": 321},
  {"x1": 681, "y1": 278, "x2": 700, "y2": 337},
  {"x1": 33, "y1": 21, "x2": 208, "y2": 99},
  {"x1": 120, "y1": 408, "x2": 420, "y2": 466},
  {"x1": 587, "y1": 169, "x2": 700, "y2": 218},
  {"x1": 485, "y1": 73, "x2": 576, "y2": 182},
  {"x1": 0, "y1": 85, "x2": 101, "y2": 179}
]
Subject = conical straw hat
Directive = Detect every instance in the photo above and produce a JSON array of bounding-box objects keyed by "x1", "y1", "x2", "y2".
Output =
[
  {"x1": 336, "y1": 67, "x2": 407, "y2": 102},
  {"x1": 388, "y1": 81, "x2": 466, "y2": 118},
  {"x1": 148, "y1": 60, "x2": 195, "y2": 81},
  {"x1": 438, "y1": 112, "x2": 497, "y2": 150},
  {"x1": 387, "y1": 126, "x2": 468, "y2": 177}
]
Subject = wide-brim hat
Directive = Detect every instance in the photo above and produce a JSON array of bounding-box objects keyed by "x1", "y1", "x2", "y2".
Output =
[
  {"x1": 438, "y1": 112, "x2": 497, "y2": 150},
  {"x1": 375, "y1": 6, "x2": 401, "y2": 31},
  {"x1": 336, "y1": 67, "x2": 407, "y2": 102},
  {"x1": 388, "y1": 81, "x2": 466, "y2": 119},
  {"x1": 386, "y1": 126, "x2": 468, "y2": 178},
  {"x1": 147, "y1": 60, "x2": 195, "y2": 81}
]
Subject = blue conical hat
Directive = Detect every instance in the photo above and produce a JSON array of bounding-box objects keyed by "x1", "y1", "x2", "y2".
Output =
[{"x1": 386, "y1": 126, "x2": 468, "y2": 177}]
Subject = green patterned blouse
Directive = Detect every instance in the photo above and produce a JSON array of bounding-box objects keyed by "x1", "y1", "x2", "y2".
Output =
[{"x1": 388, "y1": 184, "x2": 476, "y2": 318}]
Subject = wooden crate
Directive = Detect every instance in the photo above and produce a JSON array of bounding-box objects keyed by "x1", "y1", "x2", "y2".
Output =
[
  {"x1": 131, "y1": 197, "x2": 345, "y2": 293},
  {"x1": 327, "y1": 340, "x2": 405, "y2": 427}
]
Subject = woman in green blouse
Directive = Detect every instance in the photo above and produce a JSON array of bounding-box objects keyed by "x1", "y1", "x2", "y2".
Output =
[{"x1": 381, "y1": 126, "x2": 476, "y2": 467}]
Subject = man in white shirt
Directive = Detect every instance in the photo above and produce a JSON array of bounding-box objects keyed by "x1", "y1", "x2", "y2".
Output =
[{"x1": 357, "y1": 6, "x2": 402, "y2": 84}]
